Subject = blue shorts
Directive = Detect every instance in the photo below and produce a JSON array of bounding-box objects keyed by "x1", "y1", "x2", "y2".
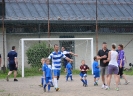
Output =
[
  {"x1": 93, "y1": 71, "x2": 100, "y2": 78},
  {"x1": 80, "y1": 73, "x2": 87, "y2": 78},
  {"x1": 53, "y1": 69, "x2": 60, "y2": 76},
  {"x1": 45, "y1": 77, "x2": 52, "y2": 84},
  {"x1": 66, "y1": 73, "x2": 72, "y2": 77}
]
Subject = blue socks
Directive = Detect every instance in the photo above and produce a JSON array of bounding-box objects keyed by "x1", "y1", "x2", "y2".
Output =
[
  {"x1": 41, "y1": 77, "x2": 44, "y2": 85},
  {"x1": 48, "y1": 84, "x2": 51, "y2": 91},
  {"x1": 51, "y1": 81, "x2": 54, "y2": 86},
  {"x1": 85, "y1": 80, "x2": 87, "y2": 85},
  {"x1": 81, "y1": 79, "x2": 88, "y2": 85},
  {"x1": 70, "y1": 76, "x2": 73, "y2": 81},
  {"x1": 81, "y1": 79, "x2": 85, "y2": 84}
]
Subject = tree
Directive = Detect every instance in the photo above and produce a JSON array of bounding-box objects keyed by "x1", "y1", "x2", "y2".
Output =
[{"x1": 26, "y1": 42, "x2": 53, "y2": 68}]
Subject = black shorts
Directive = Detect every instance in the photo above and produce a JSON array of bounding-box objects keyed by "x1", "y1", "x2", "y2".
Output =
[
  {"x1": 9, "y1": 64, "x2": 17, "y2": 71},
  {"x1": 118, "y1": 67, "x2": 123, "y2": 76}
]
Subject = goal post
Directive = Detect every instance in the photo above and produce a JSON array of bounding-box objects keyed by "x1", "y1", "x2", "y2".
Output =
[{"x1": 20, "y1": 38, "x2": 94, "y2": 77}]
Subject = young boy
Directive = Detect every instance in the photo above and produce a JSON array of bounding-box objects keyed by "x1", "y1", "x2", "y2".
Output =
[
  {"x1": 39, "y1": 58, "x2": 46, "y2": 87},
  {"x1": 93, "y1": 56, "x2": 100, "y2": 86},
  {"x1": 43, "y1": 58, "x2": 52, "y2": 92},
  {"x1": 47, "y1": 64, "x2": 54, "y2": 87},
  {"x1": 65, "y1": 60, "x2": 73, "y2": 81},
  {"x1": 80, "y1": 60, "x2": 89, "y2": 87}
]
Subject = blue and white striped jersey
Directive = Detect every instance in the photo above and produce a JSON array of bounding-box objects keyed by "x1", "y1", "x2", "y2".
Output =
[{"x1": 48, "y1": 51, "x2": 66, "y2": 70}]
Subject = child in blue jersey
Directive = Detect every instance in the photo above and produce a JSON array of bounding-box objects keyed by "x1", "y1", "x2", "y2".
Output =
[
  {"x1": 65, "y1": 60, "x2": 73, "y2": 81},
  {"x1": 93, "y1": 56, "x2": 100, "y2": 86},
  {"x1": 43, "y1": 58, "x2": 52, "y2": 92},
  {"x1": 39, "y1": 58, "x2": 46, "y2": 87},
  {"x1": 80, "y1": 60, "x2": 89, "y2": 87}
]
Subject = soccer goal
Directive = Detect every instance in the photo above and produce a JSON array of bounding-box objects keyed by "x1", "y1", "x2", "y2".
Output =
[{"x1": 19, "y1": 38, "x2": 93, "y2": 77}]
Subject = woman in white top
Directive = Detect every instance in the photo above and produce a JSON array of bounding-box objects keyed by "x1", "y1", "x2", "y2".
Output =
[{"x1": 104, "y1": 43, "x2": 119, "y2": 91}]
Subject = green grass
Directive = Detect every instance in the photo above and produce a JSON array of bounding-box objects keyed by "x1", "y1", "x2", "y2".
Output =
[
  {"x1": 124, "y1": 70, "x2": 133, "y2": 75},
  {"x1": 0, "y1": 67, "x2": 132, "y2": 79}
]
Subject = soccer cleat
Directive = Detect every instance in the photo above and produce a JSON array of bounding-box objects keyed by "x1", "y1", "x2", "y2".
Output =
[
  {"x1": 6, "y1": 75, "x2": 9, "y2": 81},
  {"x1": 115, "y1": 87, "x2": 119, "y2": 91},
  {"x1": 14, "y1": 79, "x2": 18, "y2": 82},
  {"x1": 55, "y1": 88, "x2": 60, "y2": 91},
  {"x1": 124, "y1": 81, "x2": 130, "y2": 85},
  {"x1": 39, "y1": 84, "x2": 43, "y2": 87}
]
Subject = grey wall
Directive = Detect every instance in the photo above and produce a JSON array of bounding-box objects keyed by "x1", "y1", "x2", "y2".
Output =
[{"x1": 2, "y1": 33, "x2": 133, "y2": 69}]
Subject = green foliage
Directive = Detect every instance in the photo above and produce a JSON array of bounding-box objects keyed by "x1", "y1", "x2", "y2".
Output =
[{"x1": 26, "y1": 42, "x2": 53, "y2": 68}]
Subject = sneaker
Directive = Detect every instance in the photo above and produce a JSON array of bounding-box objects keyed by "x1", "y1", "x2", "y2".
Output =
[
  {"x1": 55, "y1": 88, "x2": 60, "y2": 91},
  {"x1": 124, "y1": 81, "x2": 130, "y2": 85},
  {"x1": 105, "y1": 86, "x2": 110, "y2": 90},
  {"x1": 115, "y1": 87, "x2": 119, "y2": 91},
  {"x1": 101, "y1": 84, "x2": 105, "y2": 89},
  {"x1": 39, "y1": 84, "x2": 43, "y2": 87},
  {"x1": 6, "y1": 75, "x2": 9, "y2": 81},
  {"x1": 14, "y1": 79, "x2": 18, "y2": 82},
  {"x1": 83, "y1": 83, "x2": 85, "y2": 86}
]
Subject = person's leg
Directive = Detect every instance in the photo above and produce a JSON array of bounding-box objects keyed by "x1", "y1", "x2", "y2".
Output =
[
  {"x1": 48, "y1": 78, "x2": 51, "y2": 92},
  {"x1": 43, "y1": 78, "x2": 48, "y2": 92},
  {"x1": 70, "y1": 73, "x2": 73, "y2": 81},
  {"x1": 6, "y1": 64, "x2": 13, "y2": 81},
  {"x1": 14, "y1": 70, "x2": 17, "y2": 79},
  {"x1": 113, "y1": 66, "x2": 119, "y2": 91},
  {"x1": 66, "y1": 73, "x2": 69, "y2": 81},
  {"x1": 100, "y1": 67, "x2": 106, "y2": 88},
  {"x1": 53, "y1": 70, "x2": 58, "y2": 89},
  {"x1": 105, "y1": 66, "x2": 109, "y2": 86},
  {"x1": 80, "y1": 73, "x2": 85, "y2": 85},
  {"x1": 121, "y1": 67, "x2": 129, "y2": 84},
  {"x1": 84, "y1": 74, "x2": 88, "y2": 86},
  {"x1": 105, "y1": 65, "x2": 113, "y2": 89},
  {"x1": 107, "y1": 75, "x2": 112, "y2": 87},
  {"x1": 118, "y1": 66, "x2": 121, "y2": 84}
]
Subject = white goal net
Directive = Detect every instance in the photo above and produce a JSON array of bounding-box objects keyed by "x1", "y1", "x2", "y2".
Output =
[{"x1": 18, "y1": 38, "x2": 93, "y2": 77}]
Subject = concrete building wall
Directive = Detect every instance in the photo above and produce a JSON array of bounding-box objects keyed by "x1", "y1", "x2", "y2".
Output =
[{"x1": 5, "y1": 33, "x2": 133, "y2": 69}]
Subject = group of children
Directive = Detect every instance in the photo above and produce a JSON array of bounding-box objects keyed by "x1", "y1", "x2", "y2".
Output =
[{"x1": 39, "y1": 57, "x2": 100, "y2": 92}]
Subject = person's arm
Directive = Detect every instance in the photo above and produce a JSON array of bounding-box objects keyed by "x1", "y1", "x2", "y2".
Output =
[
  {"x1": 96, "y1": 63, "x2": 99, "y2": 68},
  {"x1": 39, "y1": 68, "x2": 42, "y2": 71},
  {"x1": 86, "y1": 65, "x2": 89, "y2": 71},
  {"x1": 62, "y1": 53, "x2": 73, "y2": 62},
  {"x1": 15, "y1": 53, "x2": 18, "y2": 67},
  {"x1": 69, "y1": 52, "x2": 78, "y2": 57},
  {"x1": 97, "y1": 50, "x2": 107, "y2": 60},
  {"x1": 48, "y1": 53, "x2": 53, "y2": 60},
  {"x1": 119, "y1": 51, "x2": 124, "y2": 68},
  {"x1": 104, "y1": 51, "x2": 111, "y2": 63}
]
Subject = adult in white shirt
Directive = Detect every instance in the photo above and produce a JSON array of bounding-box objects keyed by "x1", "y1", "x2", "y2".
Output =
[{"x1": 103, "y1": 43, "x2": 119, "y2": 91}]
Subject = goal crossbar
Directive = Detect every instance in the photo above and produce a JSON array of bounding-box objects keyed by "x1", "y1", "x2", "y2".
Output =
[{"x1": 21, "y1": 38, "x2": 94, "y2": 77}]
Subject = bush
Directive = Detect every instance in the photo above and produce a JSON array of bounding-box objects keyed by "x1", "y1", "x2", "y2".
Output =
[{"x1": 26, "y1": 42, "x2": 53, "y2": 68}]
